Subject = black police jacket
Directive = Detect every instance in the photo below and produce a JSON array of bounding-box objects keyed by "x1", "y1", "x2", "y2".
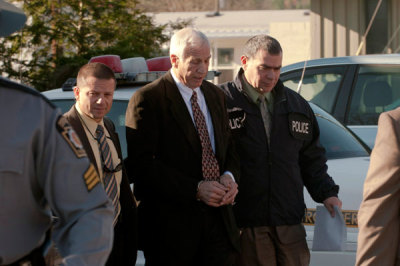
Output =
[{"x1": 219, "y1": 69, "x2": 339, "y2": 228}]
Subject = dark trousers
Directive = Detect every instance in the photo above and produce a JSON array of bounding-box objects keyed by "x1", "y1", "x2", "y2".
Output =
[
  {"x1": 143, "y1": 206, "x2": 237, "y2": 266},
  {"x1": 106, "y1": 215, "x2": 137, "y2": 266}
]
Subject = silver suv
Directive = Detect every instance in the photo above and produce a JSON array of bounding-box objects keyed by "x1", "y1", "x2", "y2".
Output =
[{"x1": 281, "y1": 54, "x2": 400, "y2": 148}]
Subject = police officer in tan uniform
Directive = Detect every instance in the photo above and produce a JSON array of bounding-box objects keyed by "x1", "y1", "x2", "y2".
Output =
[{"x1": 0, "y1": 1, "x2": 114, "y2": 265}]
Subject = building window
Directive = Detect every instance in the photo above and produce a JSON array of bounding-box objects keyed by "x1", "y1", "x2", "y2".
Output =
[
  {"x1": 217, "y1": 69, "x2": 234, "y2": 84},
  {"x1": 217, "y1": 48, "x2": 234, "y2": 66}
]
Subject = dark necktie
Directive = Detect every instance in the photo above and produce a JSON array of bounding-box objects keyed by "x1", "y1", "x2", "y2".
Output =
[
  {"x1": 190, "y1": 90, "x2": 220, "y2": 181},
  {"x1": 258, "y1": 95, "x2": 272, "y2": 145},
  {"x1": 96, "y1": 125, "x2": 120, "y2": 225}
]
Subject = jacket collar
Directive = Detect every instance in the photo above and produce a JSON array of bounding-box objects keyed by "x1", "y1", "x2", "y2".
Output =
[
  {"x1": 66, "y1": 105, "x2": 121, "y2": 175},
  {"x1": 164, "y1": 71, "x2": 202, "y2": 157}
]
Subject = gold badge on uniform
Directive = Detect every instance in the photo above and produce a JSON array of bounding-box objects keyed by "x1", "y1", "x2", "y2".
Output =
[
  {"x1": 56, "y1": 116, "x2": 86, "y2": 158},
  {"x1": 83, "y1": 163, "x2": 100, "y2": 191}
]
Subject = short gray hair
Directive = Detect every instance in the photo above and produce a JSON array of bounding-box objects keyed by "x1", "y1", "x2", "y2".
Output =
[
  {"x1": 169, "y1": 28, "x2": 210, "y2": 59},
  {"x1": 243, "y1": 35, "x2": 282, "y2": 59}
]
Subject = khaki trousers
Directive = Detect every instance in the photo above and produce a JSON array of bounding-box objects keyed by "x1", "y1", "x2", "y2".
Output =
[{"x1": 238, "y1": 225, "x2": 310, "y2": 266}]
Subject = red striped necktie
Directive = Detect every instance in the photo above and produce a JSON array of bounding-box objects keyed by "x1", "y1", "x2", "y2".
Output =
[{"x1": 190, "y1": 90, "x2": 220, "y2": 181}]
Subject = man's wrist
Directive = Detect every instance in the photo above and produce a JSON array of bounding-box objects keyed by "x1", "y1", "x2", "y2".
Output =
[{"x1": 222, "y1": 171, "x2": 235, "y2": 182}]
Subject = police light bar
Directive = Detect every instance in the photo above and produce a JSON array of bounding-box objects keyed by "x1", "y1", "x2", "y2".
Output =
[
  {"x1": 121, "y1": 57, "x2": 148, "y2": 73},
  {"x1": 61, "y1": 55, "x2": 220, "y2": 91},
  {"x1": 89, "y1": 55, "x2": 123, "y2": 73},
  {"x1": 113, "y1": 71, "x2": 165, "y2": 85},
  {"x1": 146, "y1": 56, "x2": 171, "y2": 71}
]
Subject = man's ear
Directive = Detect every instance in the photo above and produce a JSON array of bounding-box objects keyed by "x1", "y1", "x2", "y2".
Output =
[
  {"x1": 240, "y1": 55, "x2": 248, "y2": 70},
  {"x1": 73, "y1": 86, "x2": 80, "y2": 101},
  {"x1": 170, "y1": 54, "x2": 179, "y2": 68}
]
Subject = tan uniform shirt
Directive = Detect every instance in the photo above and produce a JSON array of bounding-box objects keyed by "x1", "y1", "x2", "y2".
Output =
[{"x1": 75, "y1": 103, "x2": 122, "y2": 218}]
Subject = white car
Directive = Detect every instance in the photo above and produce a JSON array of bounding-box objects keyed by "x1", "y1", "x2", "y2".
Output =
[
  {"x1": 43, "y1": 55, "x2": 371, "y2": 266},
  {"x1": 304, "y1": 103, "x2": 370, "y2": 266}
]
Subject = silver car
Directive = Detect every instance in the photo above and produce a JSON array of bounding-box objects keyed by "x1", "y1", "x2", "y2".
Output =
[{"x1": 281, "y1": 54, "x2": 400, "y2": 148}]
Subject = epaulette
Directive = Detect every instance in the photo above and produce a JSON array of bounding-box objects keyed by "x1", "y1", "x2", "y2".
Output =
[{"x1": 0, "y1": 77, "x2": 56, "y2": 108}]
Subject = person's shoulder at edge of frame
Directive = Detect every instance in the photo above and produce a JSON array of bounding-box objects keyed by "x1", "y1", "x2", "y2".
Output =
[{"x1": 0, "y1": 76, "x2": 57, "y2": 109}]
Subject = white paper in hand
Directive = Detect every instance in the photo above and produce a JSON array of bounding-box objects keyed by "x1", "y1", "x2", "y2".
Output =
[{"x1": 312, "y1": 205, "x2": 347, "y2": 251}]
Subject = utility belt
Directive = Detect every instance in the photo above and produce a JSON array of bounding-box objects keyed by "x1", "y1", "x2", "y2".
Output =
[{"x1": 3, "y1": 246, "x2": 45, "y2": 266}]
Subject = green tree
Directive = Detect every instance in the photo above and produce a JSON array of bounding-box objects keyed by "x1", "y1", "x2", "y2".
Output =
[{"x1": 0, "y1": 0, "x2": 168, "y2": 91}]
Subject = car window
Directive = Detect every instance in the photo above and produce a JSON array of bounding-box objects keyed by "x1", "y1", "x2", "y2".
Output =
[
  {"x1": 282, "y1": 68, "x2": 344, "y2": 113},
  {"x1": 316, "y1": 114, "x2": 369, "y2": 159},
  {"x1": 347, "y1": 65, "x2": 400, "y2": 125},
  {"x1": 51, "y1": 99, "x2": 129, "y2": 158}
]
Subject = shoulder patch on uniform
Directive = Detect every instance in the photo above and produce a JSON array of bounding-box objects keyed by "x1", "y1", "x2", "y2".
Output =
[
  {"x1": 288, "y1": 112, "x2": 313, "y2": 140},
  {"x1": 56, "y1": 116, "x2": 87, "y2": 158},
  {"x1": 84, "y1": 163, "x2": 100, "y2": 191}
]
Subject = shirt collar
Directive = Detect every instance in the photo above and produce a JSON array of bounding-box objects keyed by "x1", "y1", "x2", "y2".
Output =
[
  {"x1": 75, "y1": 103, "x2": 105, "y2": 137},
  {"x1": 171, "y1": 69, "x2": 200, "y2": 99},
  {"x1": 241, "y1": 74, "x2": 274, "y2": 105}
]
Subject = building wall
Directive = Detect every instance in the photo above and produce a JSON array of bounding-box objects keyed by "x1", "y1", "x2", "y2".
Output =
[
  {"x1": 152, "y1": 10, "x2": 311, "y2": 83},
  {"x1": 389, "y1": 0, "x2": 400, "y2": 53},
  {"x1": 310, "y1": 0, "x2": 365, "y2": 58},
  {"x1": 269, "y1": 21, "x2": 311, "y2": 65},
  {"x1": 209, "y1": 38, "x2": 247, "y2": 83},
  {"x1": 311, "y1": 0, "x2": 400, "y2": 58},
  {"x1": 208, "y1": 21, "x2": 311, "y2": 83}
]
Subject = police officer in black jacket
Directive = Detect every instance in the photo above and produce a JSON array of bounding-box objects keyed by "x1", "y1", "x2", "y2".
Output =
[{"x1": 219, "y1": 35, "x2": 342, "y2": 266}]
